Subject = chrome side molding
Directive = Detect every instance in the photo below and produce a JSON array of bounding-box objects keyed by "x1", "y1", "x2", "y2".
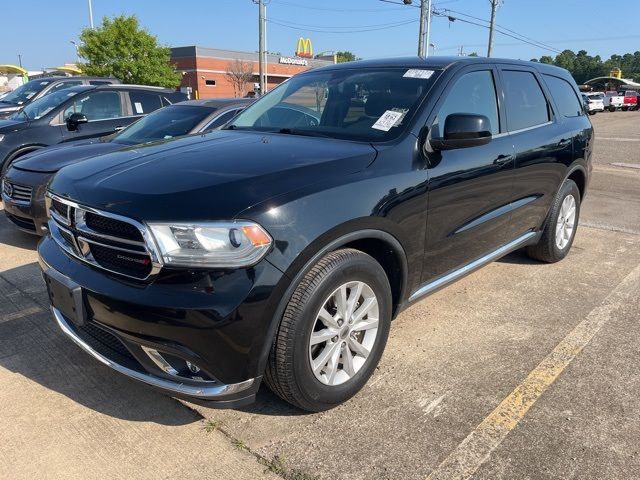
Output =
[{"x1": 408, "y1": 231, "x2": 537, "y2": 303}]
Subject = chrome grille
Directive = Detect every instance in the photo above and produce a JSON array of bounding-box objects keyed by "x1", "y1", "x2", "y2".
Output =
[
  {"x1": 47, "y1": 194, "x2": 161, "y2": 280},
  {"x1": 2, "y1": 179, "x2": 32, "y2": 205}
]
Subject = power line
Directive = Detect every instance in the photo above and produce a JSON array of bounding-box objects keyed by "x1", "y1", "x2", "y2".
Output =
[
  {"x1": 433, "y1": 12, "x2": 562, "y2": 53},
  {"x1": 267, "y1": 18, "x2": 418, "y2": 34},
  {"x1": 442, "y1": 8, "x2": 560, "y2": 53},
  {"x1": 270, "y1": 0, "x2": 398, "y2": 13},
  {"x1": 267, "y1": 17, "x2": 416, "y2": 30}
]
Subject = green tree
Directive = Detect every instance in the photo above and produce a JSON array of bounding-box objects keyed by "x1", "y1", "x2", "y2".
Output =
[
  {"x1": 78, "y1": 15, "x2": 180, "y2": 88},
  {"x1": 336, "y1": 51, "x2": 357, "y2": 63}
]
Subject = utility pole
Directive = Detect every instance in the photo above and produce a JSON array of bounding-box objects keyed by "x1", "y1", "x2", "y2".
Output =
[
  {"x1": 256, "y1": 0, "x2": 266, "y2": 95},
  {"x1": 487, "y1": 0, "x2": 499, "y2": 57},
  {"x1": 417, "y1": 0, "x2": 431, "y2": 56},
  {"x1": 17, "y1": 54, "x2": 22, "y2": 68}
]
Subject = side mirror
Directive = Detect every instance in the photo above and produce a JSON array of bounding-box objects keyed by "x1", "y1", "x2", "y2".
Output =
[
  {"x1": 430, "y1": 113, "x2": 492, "y2": 151},
  {"x1": 66, "y1": 112, "x2": 88, "y2": 131}
]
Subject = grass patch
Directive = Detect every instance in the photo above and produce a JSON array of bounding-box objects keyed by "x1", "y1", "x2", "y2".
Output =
[
  {"x1": 231, "y1": 438, "x2": 249, "y2": 451},
  {"x1": 202, "y1": 419, "x2": 222, "y2": 433},
  {"x1": 259, "y1": 455, "x2": 319, "y2": 480}
]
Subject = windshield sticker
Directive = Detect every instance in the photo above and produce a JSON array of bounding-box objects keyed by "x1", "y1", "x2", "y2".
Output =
[
  {"x1": 372, "y1": 110, "x2": 405, "y2": 131},
  {"x1": 403, "y1": 69, "x2": 434, "y2": 79},
  {"x1": 134, "y1": 102, "x2": 143, "y2": 114}
]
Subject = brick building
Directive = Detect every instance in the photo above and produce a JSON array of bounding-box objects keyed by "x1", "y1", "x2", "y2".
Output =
[{"x1": 171, "y1": 46, "x2": 336, "y2": 99}]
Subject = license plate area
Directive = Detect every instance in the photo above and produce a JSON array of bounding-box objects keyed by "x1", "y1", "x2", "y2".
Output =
[{"x1": 43, "y1": 268, "x2": 86, "y2": 326}]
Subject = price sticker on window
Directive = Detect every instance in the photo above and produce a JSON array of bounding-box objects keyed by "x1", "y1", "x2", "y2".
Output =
[
  {"x1": 403, "y1": 69, "x2": 434, "y2": 79},
  {"x1": 372, "y1": 110, "x2": 405, "y2": 131}
]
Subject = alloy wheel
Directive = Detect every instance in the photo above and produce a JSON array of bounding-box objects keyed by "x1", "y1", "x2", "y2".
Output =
[
  {"x1": 308, "y1": 281, "x2": 379, "y2": 386},
  {"x1": 555, "y1": 194, "x2": 576, "y2": 250}
]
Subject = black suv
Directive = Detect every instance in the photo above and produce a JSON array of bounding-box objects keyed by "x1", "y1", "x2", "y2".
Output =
[
  {"x1": 0, "y1": 84, "x2": 187, "y2": 173},
  {"x1": 39, "y1": 57, "x2": 593, "y2": 411},
  {"x1": 0, "y1": 76, "x2": 120, "y2": 118}
]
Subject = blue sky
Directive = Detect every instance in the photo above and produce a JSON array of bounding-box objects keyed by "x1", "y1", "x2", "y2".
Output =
[{"x1": 2, "y1": 0, "x2": 639, "y2": 70}]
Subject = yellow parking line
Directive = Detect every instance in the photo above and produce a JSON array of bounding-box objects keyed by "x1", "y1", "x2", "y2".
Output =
[{"x1": 426, "y1": 263, "x2": 640, "y2": 480}]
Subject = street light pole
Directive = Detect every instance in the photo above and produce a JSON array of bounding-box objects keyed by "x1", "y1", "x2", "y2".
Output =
[
  {"x1": 70, "y1": 41, "x2": 80, "y2": 63},
  {"x1": 17, "y1": 54, "x2": 23, "y2": 68},
  {"x1": 88, "y1": 0, "x2": 94, "y2": 29}
]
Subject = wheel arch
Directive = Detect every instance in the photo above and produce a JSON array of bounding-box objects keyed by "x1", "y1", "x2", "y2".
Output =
[
  {"x1": 565, "y1": 163, "x2": 587, "y2": 200},
  {"x1": 255, "y1": 227, "x2": 409, "y2": 378},
  {"x1": 2, "y1": 144, "x2": 47, "y2": 172}
]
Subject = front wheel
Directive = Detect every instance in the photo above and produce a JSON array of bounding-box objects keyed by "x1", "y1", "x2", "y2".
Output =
[
  {"x1": 265, "y1": 249, "x2": 392, "y2": 411},
  {"x1": 527, "y1": 179, "x2": 580, "y2": 263}
]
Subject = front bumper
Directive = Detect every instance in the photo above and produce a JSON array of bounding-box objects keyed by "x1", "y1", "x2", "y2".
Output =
[
  {"x1": 2, "y1": 167, "x2": 52, "y2": 235},
  {"x1": 38, "y1": 234, "x2": 288, "y2": 407}
]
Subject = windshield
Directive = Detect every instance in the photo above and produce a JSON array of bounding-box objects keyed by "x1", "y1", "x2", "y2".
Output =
[
  {"x1": 1, "y1": 79, "x2": 52, "y2": 105},
  {"x1": 228, "y1": 67, "x2": 440, "y2": 142},
  {"x1": 10, "y1": 88, "x2": 79, "y2": 121},
  {"x1": 112, "y1": 105, "x2": 215, "y2": 145}
]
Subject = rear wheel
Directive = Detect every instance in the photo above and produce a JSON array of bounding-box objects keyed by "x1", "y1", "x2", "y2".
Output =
[
  {"x1": 265, "y1": 248, "x2": 392, "y2": 411},
  {"x1": 527, "y1": 179, "x2": 580, "y2": 263}
]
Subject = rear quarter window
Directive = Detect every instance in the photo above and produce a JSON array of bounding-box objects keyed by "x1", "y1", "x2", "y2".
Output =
[
  {"x1": 502, "y1": 70, "x2": 550, "y2": 131},
  {"x1": 128, "y1": 91, "x2": 163, "y2": 115},
  {"x1": 543, "y1": 75, "x2": 584, "y2": 118}
]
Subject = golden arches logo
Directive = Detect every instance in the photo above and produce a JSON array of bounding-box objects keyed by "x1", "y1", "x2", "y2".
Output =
[{"x1": 296, "y1": 37, "x2": 313, "y2": 58}]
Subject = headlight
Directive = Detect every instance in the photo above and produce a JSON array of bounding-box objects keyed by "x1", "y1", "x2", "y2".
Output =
[
  {"x1": 0, "y1": 134, "x2": 4, "y2": 142},
  {"x1": 147, "y1": 221, "x2": 272, "y2": 268}
]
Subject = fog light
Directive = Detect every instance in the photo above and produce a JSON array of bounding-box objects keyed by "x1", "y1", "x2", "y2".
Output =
[{"x1": 186, "y1": 361, "x2": 201, "y2": 374}]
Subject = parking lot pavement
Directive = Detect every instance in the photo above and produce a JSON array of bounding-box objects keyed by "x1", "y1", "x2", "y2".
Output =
[
  {"x1": 580, "y1": 112, "x2": 640, "y2": 236},
  {"x1": 0, "y1": 215, "x2": 278, "y2": 479},
  {"x1": 0, "y1": 113, "x2": 638, "y2": 480}
]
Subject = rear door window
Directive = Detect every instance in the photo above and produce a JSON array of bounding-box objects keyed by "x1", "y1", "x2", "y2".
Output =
[
  {"x1": 433, "y1": 70, "x2": 500, "y2": 136},
  {"x1": 128, "y1": 91, "x2": 163, "y2": 115},
  {"x1": 62, "y1": 91, "x2": 123, "y2": 121},
  {"x1": 502, "y1": 70, "x2": 550, "y2": 131},
  {"x1": 543, "y1": 74, "x2": 584, "y2": 117}
]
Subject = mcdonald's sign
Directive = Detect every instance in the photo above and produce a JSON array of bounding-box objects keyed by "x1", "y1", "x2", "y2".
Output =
[{"x1": 295, "y1": 37, "x2": 313, "y2": 58}]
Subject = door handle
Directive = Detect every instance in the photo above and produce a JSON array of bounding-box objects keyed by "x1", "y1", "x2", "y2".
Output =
[
  {"x1": 493, "y1": 154, "x2": 512, "y2": 166},
  {"x1": 114, "y1": 126, "x2": 124, "y2": 132}
]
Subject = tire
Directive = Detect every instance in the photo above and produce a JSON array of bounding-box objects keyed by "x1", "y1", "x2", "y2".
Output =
[
  {"x1": 589, "y1": 111, "x2": 596, "y2": 115},
  {"x1": 527, "y1": 179, "x2": 580, "y2": 263},
  {"x1": 609, "y1": 106, "x2": 616, "y2": 112},
  {"x1": 265, "y1": 248, "x2": 392, "y2": 412}
]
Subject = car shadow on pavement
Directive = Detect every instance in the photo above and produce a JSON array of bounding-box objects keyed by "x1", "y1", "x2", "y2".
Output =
[
  {"x1": 238, "y1": 386, "x2": 308, "y2": 416},
  {"x1": 0, "y1": 262, "x2": 201, "y2": 426},
  {"x1": 497, "y1": 248, "x2": 540, "y2": 265},
  {"x1": 0, "y1": 222, "x2": 40, "y2": 250}
]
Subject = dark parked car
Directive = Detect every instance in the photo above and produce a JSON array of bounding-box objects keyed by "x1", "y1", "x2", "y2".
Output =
[
  {"x1": 0, "y1": 84, "x2": 187, "y2": 174},
  {"x1": 0, "y1": 76, "x2": 121, "y2": 118},
  {"x1": 2, "y1": 98, "x2": 253, "y2": 234},
  {"x1": 39, "y1": 57, "x2": 592, "y2": 411}
]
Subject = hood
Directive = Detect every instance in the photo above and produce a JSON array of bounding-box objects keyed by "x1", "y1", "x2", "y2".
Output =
[
  {"x1": 13, "y1": 141, "x2": 122, "y2": 173},
  {"x1": 0, "y1": 118, "x2": 28, "y2": 132},
  {"x1": 49, "y1": 130, "x2": 377, "y2": 221}
]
